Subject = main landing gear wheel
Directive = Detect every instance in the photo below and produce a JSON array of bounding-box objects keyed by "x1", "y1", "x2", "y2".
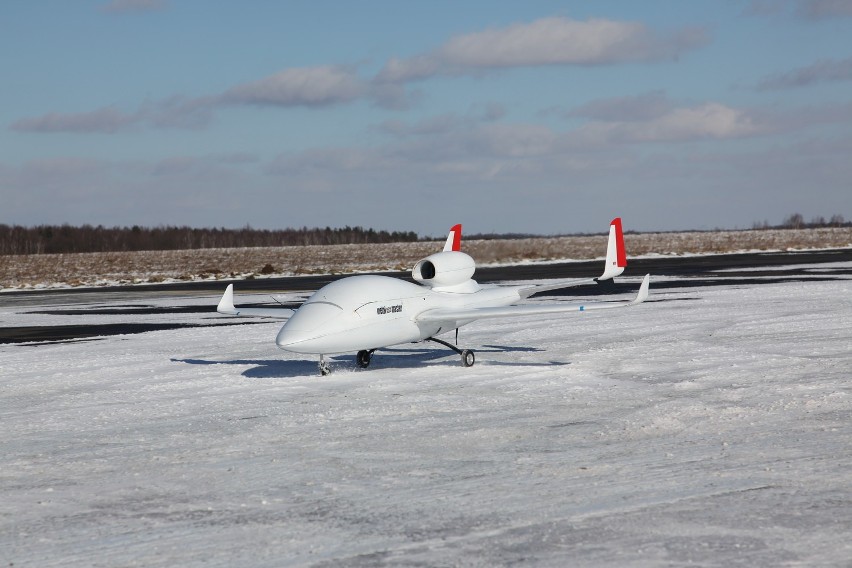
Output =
[
  {"x1": 356, "y1": 349, "x2": 374, "y2": 369},
  {"x1": 461, "y1": 349, "x2": 475, "y2": 367},
  {"x1": 426, "y1": 336, "x2": 476, "y2": 368}
]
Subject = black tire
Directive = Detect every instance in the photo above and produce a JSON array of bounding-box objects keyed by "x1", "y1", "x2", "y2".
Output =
[
  {"x1": 356, "y1": 350, "x2": 371, "y2": 368},
  {"x1": 461, "y1": 349, "x2": 475, "y2": 367}
]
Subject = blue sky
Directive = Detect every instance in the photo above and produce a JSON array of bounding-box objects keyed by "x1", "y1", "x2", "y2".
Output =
[{"x1": 2, "y1": 0, "x2": 851, "y2": 235}]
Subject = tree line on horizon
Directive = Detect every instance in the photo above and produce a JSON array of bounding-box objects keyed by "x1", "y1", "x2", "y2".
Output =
[
  {"x1": 0, "y1": 224, "x2": 419, "y2": 256},
  {"x1": 0, "y1": 213, "x2": 847, "y2": 255},
  {"x1": 751, "y1": 213, "x2": 847, "y2": 231}
]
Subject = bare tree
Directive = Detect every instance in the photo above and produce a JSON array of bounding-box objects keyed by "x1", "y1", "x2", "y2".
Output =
[{"x1": 783, "y1": 213, "x2": 804, "y2": 229}]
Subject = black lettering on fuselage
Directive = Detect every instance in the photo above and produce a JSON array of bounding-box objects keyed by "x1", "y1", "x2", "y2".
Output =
[{"x1": 376, "y1": 304, "x2": 403, "y2": 315}]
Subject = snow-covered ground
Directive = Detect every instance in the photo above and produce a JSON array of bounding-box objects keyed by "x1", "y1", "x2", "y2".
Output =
[{"x1": 2, "y1": 270, "x2": 851, "y2": 566}]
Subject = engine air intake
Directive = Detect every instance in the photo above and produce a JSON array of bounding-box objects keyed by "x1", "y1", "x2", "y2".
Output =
[{"x1": 412, "y1": 251, "x2": 477, "y2": 290}]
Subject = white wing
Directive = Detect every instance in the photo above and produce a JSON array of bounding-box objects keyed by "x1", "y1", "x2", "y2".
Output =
[
  {"x1": 516, "y1": 277, "x2": 597, "y2": 299},
  {"x1": 216, "y1": 284, "x2": 295, "y2": 319},
  {"x1": 416, "y1": 274, "x2": 649, "y2": 323}
]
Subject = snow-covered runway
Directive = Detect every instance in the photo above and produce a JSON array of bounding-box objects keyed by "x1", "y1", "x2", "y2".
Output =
[{"x1": 2, "y1": 272, "x2": 851, "y2": 566}]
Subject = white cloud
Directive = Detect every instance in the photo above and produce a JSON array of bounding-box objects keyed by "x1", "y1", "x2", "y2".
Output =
[
  {"x1": 10, "y1": 106, "x2": 139, "y2": 134},
  {"x1": 648, "y1": 104, "x2": 763, "y2": 140},
  {"x1": 5, "y1": 98, "x2": 851, "y2": 233},
  {"x1": 581, "y1": 103, "x2": 765, "y2": 144},
  {"x1": 368, "y1": 83, "x2": 422, "y2": 110},
  {"x1": 475, "y1": 123, "x2": 559, "y2": 158},
  {"x1": 265, "y1": 100, "x2": 774, "y2": 202},
  {"x1": 9, "y1": 17, "x2": 710, "y2": 137},
  {"x1": 10, "y1": 97, "x2": 217, "y2": 134},
  {"x1": 377, "y1": 55, "x2": 443, "y2": 84},
  {"x1": 757, "y1": 56, "x2": 852, "y2": 90},
  {"x1": 376, "y1": 17, "x2": 709, "y2": 83},
  {"x1": 745, "y1": 0, "x2": 852, "y2": 18},
  {"x1": 142, "y1": 96, "x2": 216, "y2": 129},
  {"x1": 221, "y1": 66, "x2": 365, "y2": 107},
  {"x1": 442, "y1": 18, "x2": 689, "y2": 66},
  {"x1": 471, "y1": 102, "x2": 507, "y2": 122},
  {"x1": 796, "y1": 0, "x2": 852, "y2": 18},
  {"x1": 765, "y1": 101, "x2": 852, "y2": 132},
  {"x1": 18, "y1": 157, "x2": 106, "y2": 179},
  {"x1": 379, "y1": 114, "x2": 466, "y2": 137},
  {"x1": 567, "y1": 90, "x2": 674, "y2": 122},
  {"x1": 10, "y1": 66, "x2": 369, "y2": 135}
]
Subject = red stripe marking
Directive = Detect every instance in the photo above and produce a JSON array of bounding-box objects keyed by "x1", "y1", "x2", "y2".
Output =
[
  {"x1": 612, "y1": 217, "x2": 626, "y2": 267},
  {"x1": 450, "y1": 223, "x2": 462, "y2": 251}
]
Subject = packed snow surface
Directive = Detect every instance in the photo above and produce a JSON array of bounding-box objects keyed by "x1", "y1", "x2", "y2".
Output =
[{"x1": 1, "y1": 272, "x2": 851, "y2": 566}]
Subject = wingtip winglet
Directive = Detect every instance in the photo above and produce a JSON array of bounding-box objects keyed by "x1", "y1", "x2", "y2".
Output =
[
  {"x1": 631, "y1": 274, "x2": 650, "y2": 305},
  {"x1": 217, "y1": 283, "x2": 235, "y2": 314}
]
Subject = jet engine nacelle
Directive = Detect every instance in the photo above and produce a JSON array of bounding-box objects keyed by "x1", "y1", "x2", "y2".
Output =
[{"x1": 412, "y1": 251, "x2": 476, "y2": 290}]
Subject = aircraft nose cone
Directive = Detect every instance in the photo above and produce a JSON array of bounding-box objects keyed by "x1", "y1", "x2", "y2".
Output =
[
  {"x1": 275, "y1": 302, "x2": 342, "y2": 351},
  {"x1": 275, "y1": 326, "x2": 310, "y2": 349}
]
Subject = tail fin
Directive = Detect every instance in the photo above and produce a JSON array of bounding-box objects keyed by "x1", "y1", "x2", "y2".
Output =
[
  {"x1": 598, "y1": 217, "x2": 626, "y2": 281},
  {"x1": 442, "y1": 224, "x2": 462, "y2": 252}
]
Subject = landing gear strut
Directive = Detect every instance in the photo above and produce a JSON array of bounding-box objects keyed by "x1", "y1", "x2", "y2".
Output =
[
  {"x1": 427, "y1": 336, "x2": 476, "y2": 367},
  {"x1": 356, "y1": 349, "x2": 376, "y2": 369},
  {"x1": 318, "y1": 355, "x2": 330, "y2": 376},
  {"x1": 320, "y1": 340, "x2": 475, "y2": 375}
]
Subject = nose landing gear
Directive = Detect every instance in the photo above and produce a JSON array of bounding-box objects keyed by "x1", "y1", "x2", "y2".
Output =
[
  {"x1": 318, "y1": 355, "x2": 331, "y2": 376},
  {"x1": 318, "y1": 340, "x2": 474, "y2": 376}
]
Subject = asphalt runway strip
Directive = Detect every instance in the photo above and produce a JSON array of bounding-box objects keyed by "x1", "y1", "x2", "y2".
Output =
[{"x1": 2, "y1": 248, "x2": 849, "y2": 344}]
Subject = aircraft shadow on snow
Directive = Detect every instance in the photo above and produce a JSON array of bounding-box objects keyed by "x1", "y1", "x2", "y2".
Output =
[{"x1": 172, "y1": 344, "x2": 566, "y2": 379}]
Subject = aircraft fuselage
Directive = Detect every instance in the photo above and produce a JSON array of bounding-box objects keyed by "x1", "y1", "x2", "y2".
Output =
[{"x1": 275, "y1": 274, "x2": 519, "y2": 354}]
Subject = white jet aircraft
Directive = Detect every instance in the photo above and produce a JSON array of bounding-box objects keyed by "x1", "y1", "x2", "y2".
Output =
[{"x1": 217, "y1": 218, "x2": 650, "y2": 375}]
